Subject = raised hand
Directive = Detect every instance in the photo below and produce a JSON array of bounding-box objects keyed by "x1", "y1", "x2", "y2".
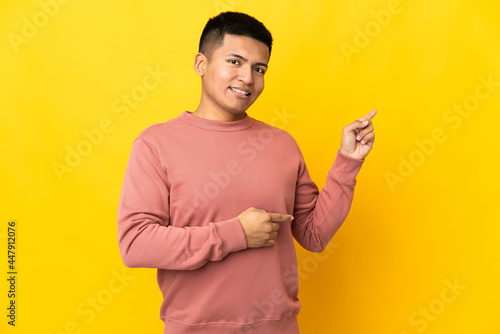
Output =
[{"x1": 339, "y1": 110, "x2": 377, "y2": 160}]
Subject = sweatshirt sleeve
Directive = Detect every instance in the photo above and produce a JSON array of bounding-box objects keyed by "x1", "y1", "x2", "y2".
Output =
[
  {"x1": 291, "y1": 147, "x2": 364, "y2": 252},
  {"x1": 117, "y1": 137, "x2": 248, "y2": 270}
]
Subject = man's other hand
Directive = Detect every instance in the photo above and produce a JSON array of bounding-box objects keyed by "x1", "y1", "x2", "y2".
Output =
[{"x1": 237, "y1": 207, "x2": 294, "y2": 248}]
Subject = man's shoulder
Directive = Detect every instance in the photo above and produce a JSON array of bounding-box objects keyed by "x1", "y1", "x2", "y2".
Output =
[
  {"x1": 135, "y1": 115, "x2": 182, "y2": 141},
  {"x1": 251, "y1": 118, "x2": 298, "y2": 146}
]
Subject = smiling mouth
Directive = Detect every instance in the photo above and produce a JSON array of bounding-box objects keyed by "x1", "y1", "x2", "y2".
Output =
[{"x1": 229, "y1": 87, "x2": 251, "y2": 96}]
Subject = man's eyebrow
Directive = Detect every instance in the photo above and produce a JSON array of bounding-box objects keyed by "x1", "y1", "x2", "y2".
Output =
[{"x1": 225, "y1": 53, "x2": 268, "y2": 68}]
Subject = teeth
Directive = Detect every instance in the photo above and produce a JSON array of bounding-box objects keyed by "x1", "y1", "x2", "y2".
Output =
[{"x1": 230, "y1": 87, "x2": 250, "y2": 96}]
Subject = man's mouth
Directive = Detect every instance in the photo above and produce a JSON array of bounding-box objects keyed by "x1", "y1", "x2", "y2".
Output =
[{"x1": 229, "y1": 87, "x2": 251, "y2": 96}]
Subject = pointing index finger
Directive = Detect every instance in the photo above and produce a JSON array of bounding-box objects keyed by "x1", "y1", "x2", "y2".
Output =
[
  {"x1": 358, "y1": 109, "x2": 377, "y2": 122},
  {"x1": 268, "y1": 213, "x2": 294, "y2": 222}
]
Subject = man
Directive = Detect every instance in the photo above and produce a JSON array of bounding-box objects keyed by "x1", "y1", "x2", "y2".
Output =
[{"x1": 117, "y1": 11, "x2": 376, "y2": 334}]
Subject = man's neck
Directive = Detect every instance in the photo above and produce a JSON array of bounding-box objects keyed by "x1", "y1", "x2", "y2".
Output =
[{"x1": 191, "y1": 107, "x2": 246, "y2": 122}]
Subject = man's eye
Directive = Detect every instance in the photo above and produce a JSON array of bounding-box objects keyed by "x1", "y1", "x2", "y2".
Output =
[
  {"x1": 229, "y1": 59, "x2": 239, "y2": 65},
  {"x1": 254, "y1": 68, "x2": 265, "y2": 74}
]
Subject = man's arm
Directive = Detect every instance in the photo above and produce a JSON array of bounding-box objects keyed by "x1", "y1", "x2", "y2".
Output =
[
  {"x1": 291, "y1": 110, "x2": 376, "y2": 252},
  {"x1": 117, "y1": 137, "x2": 249, "y2": 270},
  {"x1": 291, "y1": 149, "x2": 363, "y2": 252}
]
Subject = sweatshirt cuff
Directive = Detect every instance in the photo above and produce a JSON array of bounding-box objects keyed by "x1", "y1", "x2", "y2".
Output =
[
  {"x1": 214, "y1": 217, "x2": 248, "y2": 258},
  {"x1": 329, "y1": 149, "x2": 365, "y2": 184}
]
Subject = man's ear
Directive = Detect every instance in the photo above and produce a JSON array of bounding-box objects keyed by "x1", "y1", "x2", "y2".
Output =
[{"x1": 194, "y1": 52, "x2": 208, "y2": 77}]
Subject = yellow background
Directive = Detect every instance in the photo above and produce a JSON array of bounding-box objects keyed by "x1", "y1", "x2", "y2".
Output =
[{"x1": 1, "y1": 0, "x2": 499, "y2": 333}]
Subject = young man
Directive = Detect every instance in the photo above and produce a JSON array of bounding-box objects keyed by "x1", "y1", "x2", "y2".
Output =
[{"x1": 117, "y1": 11, "x2": 376, "y2": 334}]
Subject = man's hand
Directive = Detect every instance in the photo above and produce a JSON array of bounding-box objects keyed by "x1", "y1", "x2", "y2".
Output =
[
  {"x1": 237, "y1": 207, "x2": 294, "y2": 248},
  {"x1": 340, "y1": 110, "x2": 377, "y2": 160}
]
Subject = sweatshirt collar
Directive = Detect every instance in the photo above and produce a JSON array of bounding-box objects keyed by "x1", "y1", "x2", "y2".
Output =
[{"x1": 178, "y1": 110, "x2": 254, "y2": 131}]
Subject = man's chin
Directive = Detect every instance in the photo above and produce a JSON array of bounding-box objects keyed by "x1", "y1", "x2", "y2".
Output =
[
  {"x1": 227, "y1": 109, "x2": 248, "y2": 119},
  {"x1": 225, "y1": 105, "x2": 251, "y2": 117}
]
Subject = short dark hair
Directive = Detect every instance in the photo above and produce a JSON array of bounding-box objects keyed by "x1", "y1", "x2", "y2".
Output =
[{"x1": 199, "y1": 11, "x2": 273, "y2": 61}]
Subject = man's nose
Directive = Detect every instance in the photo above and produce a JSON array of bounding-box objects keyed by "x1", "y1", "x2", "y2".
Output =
[{"x1": 238, "y1": 65, "x2": 254, "y2": 85}]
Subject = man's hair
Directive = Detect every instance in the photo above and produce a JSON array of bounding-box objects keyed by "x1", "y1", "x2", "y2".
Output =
[{"x1": 199, "y1": 11, "x2": 273, "y2": 61}]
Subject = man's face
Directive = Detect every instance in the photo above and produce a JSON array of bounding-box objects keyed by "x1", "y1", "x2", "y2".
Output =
[{"x1": 200, "y1": 34, "x2": 269, "y2": 117}]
